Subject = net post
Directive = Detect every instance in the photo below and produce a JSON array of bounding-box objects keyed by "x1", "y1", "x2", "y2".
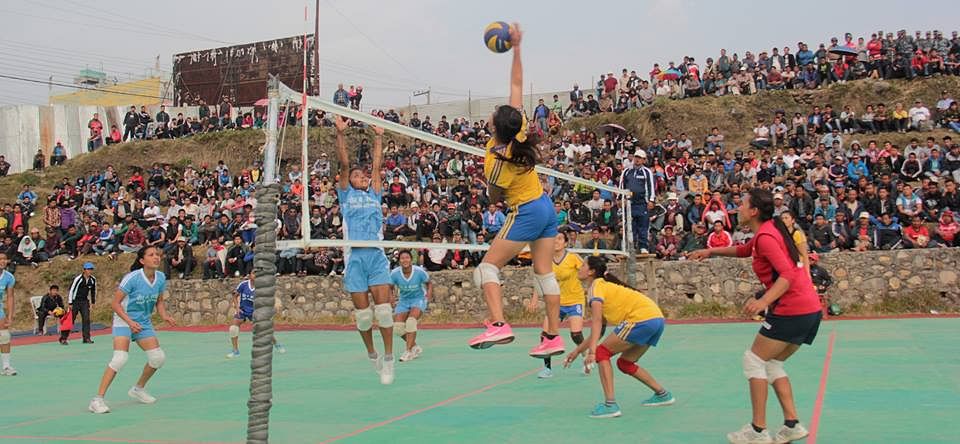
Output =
[{"x1": 623, "y1": 193, "x2": 638, "y2": 288}]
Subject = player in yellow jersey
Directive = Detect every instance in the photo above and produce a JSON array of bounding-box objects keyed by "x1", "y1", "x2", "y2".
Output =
[
  {"x1": 469, "y1": 23, "x2": 565, "y2": 360},
  {"x1": 564, "y1": 255, "x2": 675, "y2": 418},
  {"x1": 527, "y1": 232, "x2": 602, "y2": 378}
]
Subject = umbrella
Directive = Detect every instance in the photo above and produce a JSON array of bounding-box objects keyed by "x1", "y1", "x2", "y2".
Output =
[
  {"x1": 828, "y1": 46, "x2": 858, "y2": 56},
  {"x1": 658, "y1": 68, "x2": 682, "y2": 81},
  {"x1": 253, "y1": 98, "x2": 269, "y2": 106},
  {"x1": 598, "y1": 123, "x2": 627, "y2": 134}
]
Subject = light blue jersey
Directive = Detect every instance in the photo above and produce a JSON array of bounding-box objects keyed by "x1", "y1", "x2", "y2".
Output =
[
  {"x1": 114, "y1": 269, "x2": 167, "y2": 328},
  {"x1": 337, "y1": 185, "x2": 384, "y2": 241},
  {"x1": 390, "y1": 266, "x2": 430, "y2": 300},
  {"x1": 0, "y1": 270, "x2": 14, "y2": 320}
]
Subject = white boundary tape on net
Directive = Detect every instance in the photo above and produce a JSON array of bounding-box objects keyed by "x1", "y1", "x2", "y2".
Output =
[{"x1": 269, "y1": 80, "x2": 631, "y2": 257}]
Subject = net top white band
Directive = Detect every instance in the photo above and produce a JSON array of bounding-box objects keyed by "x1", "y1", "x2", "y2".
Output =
[
  {"x1": 276, "y1": 238, "x2": 628, "y2": 256},
  {"x1": 276, "y1": 82, "x2": 628, "y2": 195}
]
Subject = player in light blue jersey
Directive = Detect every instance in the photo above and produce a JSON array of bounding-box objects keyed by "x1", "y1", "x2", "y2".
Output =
[
  {"x1": 389, "y1": 250, "x2": 432, "y2": 362},
  {"x1": 89, "y1": 246, "x2": 176, "y2": 414},
  {"x1": 226, "y1": 270, "x2": 285, "y2": 358},
  {"x1": 0, "y1": 253, "x2": 18, "y2": 376},
  {"x1": 335, "y1": 116, "x2": 396, "y2": 384}
]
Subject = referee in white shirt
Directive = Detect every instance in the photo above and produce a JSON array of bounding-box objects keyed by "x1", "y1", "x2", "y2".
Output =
[{"x1": 64, "y1": 262, "x2": 97, "y2": 344}]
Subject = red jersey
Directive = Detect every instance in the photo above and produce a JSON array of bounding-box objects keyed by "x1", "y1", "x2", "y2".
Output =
[{"x1": 736, "y1": 220, "x2": 821, "y2": 316}]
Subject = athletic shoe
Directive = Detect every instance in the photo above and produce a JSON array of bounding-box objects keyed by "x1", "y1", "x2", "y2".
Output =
[
  {"x1": 128, "y1": 386, "x2": 157, "y2": 404},
  {"x1": 589, "y1": 402, "x2": 622, "y2": 418},
  {"x1": 371, "y1": 354, "x2": 383, "y2": 375},
  {"x1": 380, "y1": 358, "x2": 395, "y2": 385},
  {"x1": 399, "y1": 350, "x2": 414, "y2": 362},
  {"x1": 640, "y1": 248, "x2": 650, "y2": 254},
  {"x1": 1, "y1": 366, "x2": 17, "y2": 376},
  {"x1": 411, "y1": 345, "x2": 423, "y2": 359},
  {"x1": 727, "y1": 424, "x2": 774, "y2": 444},
  {"x1": 274, "y1": 344, "x2": 287, "y2": 354},
  {"x1": 528, "y1": 335, "x2": 564, "y2": 358},
  {"x1": 773, "y1": 423, "x2": 808, "y2": 443},
  {"x1": 537, "y1": 367, "x2": 553, "y2": 379},
  {"x1": 88, "y1": 397, "x2": 110, "y2": 414},
  {"x1": 468, "y1": 323, "x2": 515, "y2": 349},
  {"x1": 642, "y1": 391, "x2": 676, "y2": 406},
  {"x1": 226, "y1": 350, "x2": 240, "y2": 359}
]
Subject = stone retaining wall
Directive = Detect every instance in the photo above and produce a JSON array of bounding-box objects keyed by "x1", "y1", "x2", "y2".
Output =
[{"x1": 166, "y1": 249, "x2": 960, "y2": 325}]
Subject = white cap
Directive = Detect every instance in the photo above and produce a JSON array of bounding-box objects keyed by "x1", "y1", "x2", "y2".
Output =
[
  {"x1": 774, "y1": 193, "x2": 784, "y2": 200},
  {"x1": 634, "y1": 149, "x2": 647, "y2": 158},
  {"x1": 667, "y1": 192, "x2": 678, "y2": 200}
]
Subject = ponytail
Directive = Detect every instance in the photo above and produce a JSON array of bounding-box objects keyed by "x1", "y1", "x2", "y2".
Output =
[
  {"x1": 130, "y1": 245, "x2": 156, "y2": 272},
  {"x1": 772, "y1": 217, "x2": 802, "y2": 265},
  {"x1": 492, "y1": 105, "x2": 539, "y2": 171}
]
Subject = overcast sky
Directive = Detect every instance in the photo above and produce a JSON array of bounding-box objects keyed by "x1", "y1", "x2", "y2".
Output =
[{"x1": 0, "y1": 0, "x2": 956, "y2": 108}]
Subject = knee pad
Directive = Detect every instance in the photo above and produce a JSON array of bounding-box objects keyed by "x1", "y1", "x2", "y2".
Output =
[
  {"x1": 228, "y1": 325, "x2": 240, "y2": 338},
  {"x1": 374, "y1": 303, "x2": 394, "y2": 328},
  {"x1": 532, "y1": 272, "x2": 560, "y2": 296},
  {"x1": 355, "y1": 307, "x2": 374, "y2": 331},
  {"x1": 570, "y1": 331, "x2": 584, "y2": 345},
  {"x1": 146, "y1": 348, "x2": 166, "y2": 369},
  {"x1": 595, "y1": 344, "x2": 613, "y2": 363},
  {"x1": 473, "y1": 262, "x2": 501, "y2": 287},
  {"x1": 108, "y1": 350, "x2": 129, "y2": 372},
  {"x1": 0, "y1": 330, "x2": 10, "y2": 345},
  {"x1": 766, "y1": 359, "x2": 787, "y2": 382},
  {"x1": 394, "y1": 321, "x2": 407, "y2": 337},
  {"x1": 742, "y1": 350, "x2": 768, "y2": 380},
  {"x1": 405, "y1": 317, "x2": 418, "y2": 333},
  {"x1": 616, "y1": 357, "x2": 639, "y2": 376}
]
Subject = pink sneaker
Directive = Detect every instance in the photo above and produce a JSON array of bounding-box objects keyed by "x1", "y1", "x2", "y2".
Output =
[
  {"x1": 468, "y1": 323, "x2": 515, "y2": 349},
  {"x1": 529, "y1": 335, "x2": 565, "y2": 358}
]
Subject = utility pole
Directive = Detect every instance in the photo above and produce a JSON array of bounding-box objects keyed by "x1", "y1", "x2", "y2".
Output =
[
  {"x1": 413, "y1": 87, "x2": 430, "y2": 105},
  {"x1": 314, "y1": 0, "x2": 320, "y2": 97},
  {"x1": 528, "y1": 82, "x2": 533, "y2": 112},
  {"x1": 467, "y1": 90, "x2": 472, "y2": 121}
]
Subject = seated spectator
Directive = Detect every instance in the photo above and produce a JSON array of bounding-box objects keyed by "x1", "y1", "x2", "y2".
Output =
[{"x1": 656, "y1": 225, "x2": 680, "y2": 260}]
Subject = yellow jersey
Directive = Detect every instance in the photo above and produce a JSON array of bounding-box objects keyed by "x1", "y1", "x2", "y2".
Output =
[
  {"x1": 553, "y1": 252, "x2": 585, "y2": 306},
  {"x1": 589, "y1": 278, "x2": 663, "y2": 325},
  {"x1": 485, "y1": 138, "x2": 543, "y2": 208}
]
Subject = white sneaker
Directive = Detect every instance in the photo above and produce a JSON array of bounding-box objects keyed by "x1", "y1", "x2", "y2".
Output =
[
  {"x1": 128, "y1": 386, "x2": 157, "y2": 404},
  {"x1": 399, "y1": 350, "x2": 413, "y2": 362},
  {"x1": 727, "y1": 424, "x2": 773, "y2": 444},
  {"x1": 1, "y1": 366, "x2": 17, "y2": 376},
  {"x1": 89, "y1": 397, "x2": 110, "y2": 414},
  {"x1": 371, "y1": 354, "x2": 383, "y2": 374},
  {"x1": 411, "y1": 345, "x2": 423, "y2": 359},
  {"x1": 773, "y1": 423, "x2": 808, "y2": 443},
  {"x1": 640, "y1": 248, "x2": 650, "y2": 254},
  {"x1": 380, "y1": 358, "x2": 395, "y2": 385}
]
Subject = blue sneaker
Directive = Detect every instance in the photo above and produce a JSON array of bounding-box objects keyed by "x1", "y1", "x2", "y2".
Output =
[
  {"x1": 590, "y1": 402, "x2": 622, "y2": 418},
  {"x1": 537, "y1": 367, "x2": 553, "y2": 379},
  {"x1": 226, "y1": 350, "x2": 240, "y2": 359},
  {"x1": 642, "y1": 391, "x2": 675, "y2": 406},
  {"x1": 274, "y1": 344, "x2": 287, "y2": 354}
]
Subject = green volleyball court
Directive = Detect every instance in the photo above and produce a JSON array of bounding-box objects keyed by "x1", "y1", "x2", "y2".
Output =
[{"x1": 1, "y1": 318, "x2": 956, "y2": 443}]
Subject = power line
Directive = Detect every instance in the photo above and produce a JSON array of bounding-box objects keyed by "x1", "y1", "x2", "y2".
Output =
[
  {"x1": 0, "y1": 74, "x2": 165, "y2": 100},
  {"x1": 59, "y1": 0, "x2": 234, "y2": 45}
]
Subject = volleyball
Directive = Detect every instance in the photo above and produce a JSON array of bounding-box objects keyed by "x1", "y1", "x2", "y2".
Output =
[
  {"x1": 53, "y1": 307, "x2": 65, "y2": 317},
  {"x1": 484, "y1": 21, "x2": 512, "y2": 53}
]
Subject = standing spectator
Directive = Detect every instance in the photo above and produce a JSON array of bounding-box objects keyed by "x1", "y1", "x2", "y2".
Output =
[
  {"x1": 122, "y1": 106, "x2": 138, "y2": 141},
  {"x1": 64, "y1": 262, "x2": 97, "y2": 344},
  {"x1": 87, "y1": 113, "x2": 104, "y2": 151},
  {"x1": 0, "y1": 155, "x2": 10, "y2": 176},
  {"x1": 51, "y1": 142, "x2": 67, "y2": 166},
  {"x1": 621, "y1": 150, "x2": 655, "y2": 253},
  {"x1": 333, "y1": 84, "x2": 349, "y2": 107}
]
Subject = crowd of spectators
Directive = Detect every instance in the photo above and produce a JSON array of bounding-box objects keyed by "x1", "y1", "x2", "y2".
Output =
[{"x1": 4, "y1": 29, "x2": 960, "y2": 281}]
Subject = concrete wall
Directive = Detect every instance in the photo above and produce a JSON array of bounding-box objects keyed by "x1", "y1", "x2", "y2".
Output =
[{"x1": 164, "y1": 248, "x2": 960, "y2": 326}]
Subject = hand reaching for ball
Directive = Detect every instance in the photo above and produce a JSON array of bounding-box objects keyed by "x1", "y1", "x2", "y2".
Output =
[{"x1": 509, "y1": 23, "x2": 522, "y2": 46}]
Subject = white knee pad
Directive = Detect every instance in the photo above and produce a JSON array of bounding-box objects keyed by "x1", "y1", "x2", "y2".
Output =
[
  {"x1": 742, "y1": 350, "x2": 768, "y2": 380},
  {"x1": 0, "y1": 330, "x2": 10, "y2": 345},
  {"x1": 766, "y1": 359, "x2": 787, "y2": 382},
  {"x1": 374, "y1": 303, "x2": 394, "y2": 328},
  {"x1": 108, "y1": 350, "x2": 129, "y2": 372},
  {"x1": 394, "y1": 321, "x2": 407, "y2": 337},
  {"x1": 473, "y1": 262, "x2": 501, "y2": 287},
  {"x1": 355, "y1": 307, "x2": 374, "y2": 331},
  {"x1": 146, "y1": 348, "x2": 166, "y2": 369},
  {"x1": 228, "y1": 325, "x2": 240, "y2": 338},
  {"x1": 405, "y1": 317, "x2": 418, "y2": 333},
  {"x1": 532, "y1": 272, "x2": 560, "y2": 296}
]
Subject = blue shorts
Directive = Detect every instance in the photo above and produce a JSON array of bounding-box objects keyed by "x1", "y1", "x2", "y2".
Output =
[
  {"x1": 113, "y1": 324, "x2": 157, "y2": 342},
  {"x1": 498, "y1": 193, "x2": 558, "y2": 242},
  {"x1": 235, "y1": 307, "x2": 254, "y2": 322},
  {"x1": 559, "y1": 304, "x2": 583, "y2": 321},
  {"x1": 344, "y1": 247, "x2": 391, "y2": 293},
  {"x1": 395, "y1": 298, "x2": 428, "y2": 315},
  {"x1": 613, "y1": 318, "x2": 665, "y2": 347}
]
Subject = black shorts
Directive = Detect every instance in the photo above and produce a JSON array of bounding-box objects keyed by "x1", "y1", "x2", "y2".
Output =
[{"x1": 759, "y1": 311, "x2": 822, "y2": 345}]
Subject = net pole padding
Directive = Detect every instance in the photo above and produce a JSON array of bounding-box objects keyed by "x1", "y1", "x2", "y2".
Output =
[
  {"x1": 275, "y1": 81, "x2": 626, "y2": 195},
  {"x1": 275, "y1": 238, "x2": 628, "y2": 257},
  {"x1": 262, "y1": 76, "x2": 280, "y2": 184},
  {"x1": 300, "y1": 41, "x2": 311, "y2": 252}
]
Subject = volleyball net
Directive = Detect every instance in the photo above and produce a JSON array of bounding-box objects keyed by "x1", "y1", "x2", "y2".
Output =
[{"x1": 261, "y1": 77, "x2": 634, "y2": 257}]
